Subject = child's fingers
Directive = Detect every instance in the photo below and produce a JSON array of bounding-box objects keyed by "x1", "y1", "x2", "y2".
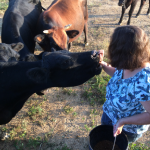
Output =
[
  {"x1": 99, "y1": 50, "x2": 104, "y2": 62},
  {"x1": 113, "y1": 124, "x2": 117, "y2": 137},
  {"x1": 113, "y1": 124, "x2": 123, "y2": 137}
]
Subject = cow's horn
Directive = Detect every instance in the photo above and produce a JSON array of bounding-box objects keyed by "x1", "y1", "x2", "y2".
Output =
[
  {"x1": 64, "y1": 24, "x2": 72, "y2": 29},
  {"x1": 43, "y1": 30, "x2": 49, "y2": 34}
]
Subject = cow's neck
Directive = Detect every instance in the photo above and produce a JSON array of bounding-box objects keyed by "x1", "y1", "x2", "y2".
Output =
[{"x1": 0, "y1": 61, "x2": 42, "y2": 91}]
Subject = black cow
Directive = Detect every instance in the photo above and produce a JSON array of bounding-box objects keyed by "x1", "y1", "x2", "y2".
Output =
[
  {"x1": 0, "y1": 49, "x2": 101, "y2": 125},
  {"x1": 136, "y1": 0, "x2": 150, "y2": 17},
  {"x1": 118, "y1": 0, "x2": 138, "y2": 25},
  {"x1": 1, "y1": 0, "x2": 43, "y2": 59}
]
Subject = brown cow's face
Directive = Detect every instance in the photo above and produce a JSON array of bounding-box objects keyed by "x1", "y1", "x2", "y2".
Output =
[
  {"x1": 34, "y1": 26, "x2": 79, "y2": 52},
  {"x1": 46, "y1": 27, "x2": 68, "y2": 49}
]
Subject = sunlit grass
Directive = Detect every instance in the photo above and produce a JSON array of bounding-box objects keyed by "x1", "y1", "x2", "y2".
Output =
[{"x1": 0, "y1": 0, "x2": 8, "y2": 12}]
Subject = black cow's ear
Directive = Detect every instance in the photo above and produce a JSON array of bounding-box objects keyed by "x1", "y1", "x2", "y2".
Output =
[
  {"x1": 34, "y1": 34, "x2": 45, "y2": 43},
  {"x1": 27, "y1": 67, "x2": 50, "y2": 83},
  {"x1": 11, "y1": 42, "x2": 24, "y2": 52},
  {"x1": 66, "y1": 30, "x2": 79, "y2": 38}
]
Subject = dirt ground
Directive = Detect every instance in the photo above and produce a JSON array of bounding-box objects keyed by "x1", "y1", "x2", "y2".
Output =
[{"x1": 0, "y1": 0, "x2": 150, "y2": 150}]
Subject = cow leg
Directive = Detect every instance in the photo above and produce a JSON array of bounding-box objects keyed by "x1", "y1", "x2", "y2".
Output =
[
  {"x1": 136, "y1": 0, "x2": 146, "y2": 17},
  {"x1": 127, "y1": 1, "x2": 137, "y2": 25},
  {"x1": 68, "y1": 42, "x2": 72, "y2": 50},
  {"x1": 118, "y1": 6, "x2": 126, "y2": 25},
  {"x1": 147, "y1": 0, "x2": 150, "y2": 15},
  {"x1": 82, "y1": 0, "x2": 88, "y2": 46},
  {"x1": 84, "y1": 23, "x2": 88, "y2": 46}
]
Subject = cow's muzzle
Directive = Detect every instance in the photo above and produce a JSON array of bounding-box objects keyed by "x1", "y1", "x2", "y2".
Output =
[{"x1": 91, "y1": 50, "x2": 100, "y2": 59}]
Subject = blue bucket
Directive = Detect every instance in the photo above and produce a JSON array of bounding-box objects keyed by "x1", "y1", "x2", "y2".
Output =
[{"x1": 89, "y1": 125, "x2": 128, "y2": 150}]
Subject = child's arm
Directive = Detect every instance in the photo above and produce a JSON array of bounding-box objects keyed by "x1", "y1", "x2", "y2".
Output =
[
  {"x1": 113, "y1": 100, "x2": 150, "y2": 137},
  {"x1": 100, "y1": 61, "x2": 116, "y2": 77},
  {"x1": 99, "y1": 50, "x2": 115, "y2": 77}
]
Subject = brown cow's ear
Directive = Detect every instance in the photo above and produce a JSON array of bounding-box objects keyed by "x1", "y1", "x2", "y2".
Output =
[
  {"x1": 34, "y1": 34, "x2": 45, "y2": 43},
  {"x1": 66, "y1": 30, "x2": 79, "y2": 38},
  {"x1": 11, "y1": 42, "x2": 24, "y2": 52}
]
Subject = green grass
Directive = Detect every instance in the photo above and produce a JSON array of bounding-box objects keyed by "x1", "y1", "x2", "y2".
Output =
[
  {"x1": 63, "y1": 105, "x2": 73, "y2": 114},
  {"x1": 56, "y1": 145, "x2": 71, "y2": 150},
  {"x1": 28, "y1": 105, "x2": 43, "y2": 117},
  {"x1": 62, "y1": 87, "x2": 76, "y2": 96},
  {"x1": 129, "y1": 142, "x2": 150, "y2": 150},
  {"x1": 0, "y1": 0, "x2": 8, "y2": 11},
  {"x1": 82, "y1": 72, "x2": 111, "y2": 105}
]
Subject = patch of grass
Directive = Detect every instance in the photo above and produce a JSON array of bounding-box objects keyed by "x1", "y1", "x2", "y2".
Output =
[
  {"x1": 82, "y1": 72, "x2": 111, "y2": 105},
  {"x1": 45, "y1": 129, "x2": 53, "y2": 141},
  {"x1": 14, "y1": 140, "x2": 24, "y2": 150},
  {"x1": 62, "y1": 87, "x2": 76, "y2": 96},
  {"x1": 84, "y1": 124, "x2": 91, "y2": 132},
  {"x1": 27, "y1": 137, "x2": 41, "y2": 149},
  {"x1": 56, "y1": 145, "x2": 71, "y2": 150},
  {"x1": 10, "y1": 128, "x2": 17, "y2": 140},
  {"x1": 28, "y1": 105, "x2": 43, "y2": 117},
  {"x1": 73, "y1": 111, "x2": 77, "y2": 117},
  {"x1": 129, "y1": 142, "x2": 150, "y2": 150},
  {"x1": 1, "y1": 127, "x2": 7, "y2": 132},
  {"x1": 19, "y1": 131, "x2": 27, "y2": 138},
  {"x1": 63, "y1": 105, "x2": 73, "y2": 114},
  {"x1": 43, "y1": 95, "x2": 47, "y2": 101},
  {"x1": 0, "y1": 0, "x2": 8, "y2": 11},
  {"x1": 90, "y1": 109, "x2": 98, "y2": 128}
]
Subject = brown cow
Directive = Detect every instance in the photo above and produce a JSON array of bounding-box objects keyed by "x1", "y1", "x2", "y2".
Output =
[{"x1": 34, "y1": 0, "x2": 88, "y2": 52}]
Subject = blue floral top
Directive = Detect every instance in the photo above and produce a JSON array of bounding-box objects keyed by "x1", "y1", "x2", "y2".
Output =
[{"x1": 103, "y1": 65, "x2": 150, "y2": 134}]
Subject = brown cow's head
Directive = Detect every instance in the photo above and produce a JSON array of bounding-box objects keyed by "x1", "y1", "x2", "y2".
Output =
[{"x1": 34, "y1": 24, "x2": 79, "y2": 52}]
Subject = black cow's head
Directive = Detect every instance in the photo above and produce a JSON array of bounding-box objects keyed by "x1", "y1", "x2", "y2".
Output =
[
  {"x1": 27, "y1": 50, "x2": 102, "y2": 86},
  {"x1": 34, "y1": 24, "x2": 79, "y2": 52},
  {"x1": 0, "y1": 42, "x2": 23, "y2": 62}
]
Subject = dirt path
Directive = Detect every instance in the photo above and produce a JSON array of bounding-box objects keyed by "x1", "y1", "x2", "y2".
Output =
[{"x1": 0, "y1": 0, "x2": 150, "y2": 149}]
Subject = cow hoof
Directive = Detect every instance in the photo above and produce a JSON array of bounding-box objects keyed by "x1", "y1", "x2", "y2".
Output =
[
  {"x1": 85, "y1": 43, "x2": 89, "y2": 46},
  {"x1": 117, "y1": 22, "x2": 122, "y2": 25},
  {"x1": 135, "y1": 15, "x2": 138, "y2": 18}
]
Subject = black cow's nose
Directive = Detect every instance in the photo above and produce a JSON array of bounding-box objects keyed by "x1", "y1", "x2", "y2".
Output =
[
  {"x1": 91, "y1": 50, "x2": 99, "y2": 57},
  {"x1": 91, "y1": 50, "x2": 100, "y2": 60}
]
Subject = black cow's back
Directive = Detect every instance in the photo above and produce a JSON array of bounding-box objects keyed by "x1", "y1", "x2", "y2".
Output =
[{"x1": 1, "y1": 0, "x2": 43, "y2": 58}]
